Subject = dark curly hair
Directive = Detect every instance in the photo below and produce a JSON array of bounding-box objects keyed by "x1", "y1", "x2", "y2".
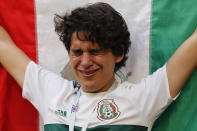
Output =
[{"x1": 54, "y1": 2, "x2": 131, "y2": 71}]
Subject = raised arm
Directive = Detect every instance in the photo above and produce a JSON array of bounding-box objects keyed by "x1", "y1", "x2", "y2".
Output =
[
  {"x1": 167, "y1": 28, "x2": 197, "y2": 98},
  {"x1": 0, "y1": 26, "x2": 31, "y2": 87}
]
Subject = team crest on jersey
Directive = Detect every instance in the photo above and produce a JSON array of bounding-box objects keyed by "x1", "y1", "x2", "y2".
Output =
[{"x1": 97, "y1": 99, "x2": 120, "y2": 121}]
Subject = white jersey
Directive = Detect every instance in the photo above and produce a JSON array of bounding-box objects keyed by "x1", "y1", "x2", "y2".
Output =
[{"x1": 23, "y1": 61, "x2": 176, "y2": 131}]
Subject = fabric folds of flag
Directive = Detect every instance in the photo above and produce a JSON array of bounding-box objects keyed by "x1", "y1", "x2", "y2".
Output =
[
  {"x1": 151, "y1": 0, "x2": 197, "y2": 130},
  {"x1": 0, "y1": 0, "x2": 38, "y2": 131}
]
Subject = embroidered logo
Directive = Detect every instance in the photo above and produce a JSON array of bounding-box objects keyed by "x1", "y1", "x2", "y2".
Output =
[
  {"x1": 55, "y1": 109, "x2": 67, "y2": 118},
  {"x1": 97, "y1": 99, "x2": 120, "y2": 121}
]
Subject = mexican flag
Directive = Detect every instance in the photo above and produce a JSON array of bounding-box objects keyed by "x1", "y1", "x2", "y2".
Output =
[{"x1": 0, "y1": 0, "x2": 197, "y2": 131}]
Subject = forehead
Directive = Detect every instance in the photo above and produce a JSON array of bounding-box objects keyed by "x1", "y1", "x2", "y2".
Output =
[{"x1": 70, "y1": 32, "x2": 100, "y2": 49}]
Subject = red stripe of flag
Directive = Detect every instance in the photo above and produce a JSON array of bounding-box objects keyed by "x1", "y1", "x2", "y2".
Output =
[{"x1": 0, "y1": 0, "x2": 38, "y2": 131}]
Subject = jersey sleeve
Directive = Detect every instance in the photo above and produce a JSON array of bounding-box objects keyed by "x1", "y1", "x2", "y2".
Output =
[
  {"x1": 22, "y1": 61, "x2": 73, "y2": 117},
  {"x1": 130, "y1": 64, "x2": 179, "y2": 126}
]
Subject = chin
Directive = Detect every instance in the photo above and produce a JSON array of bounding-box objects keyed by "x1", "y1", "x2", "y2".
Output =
[{"x1": 81, "y1": 84, "x2": 101, "y2": 93}]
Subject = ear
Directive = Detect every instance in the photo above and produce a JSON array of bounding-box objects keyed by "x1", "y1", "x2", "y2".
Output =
[
  {"x1": 115, "y1": 54, "x2": 124, "y2": 63},
  {"x1": 115, "y1": 45, "x2": 124, "y2": 63}
]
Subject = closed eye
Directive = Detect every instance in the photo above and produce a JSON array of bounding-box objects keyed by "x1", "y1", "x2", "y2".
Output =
[
  {"x1": 71, "y1": 49, "x2": 83, "y2": 56},
  {"x1": 89, "y1": 49, "x2": 107, "y2": 55}
]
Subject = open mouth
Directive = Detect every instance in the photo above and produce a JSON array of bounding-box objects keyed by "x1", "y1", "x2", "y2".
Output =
[{"x1": 79, "y1": 68, "x2": 100, "y2": 77}]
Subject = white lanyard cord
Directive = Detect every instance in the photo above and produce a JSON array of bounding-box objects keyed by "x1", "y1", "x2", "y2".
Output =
[
  {"x1": 81, "y1": 106, "x2": 97, "y2": 131},
  {"x1": 69, "y1": 80, "x2": 119, "y2": 131},
  {"x1": 69, "y1": 88, "x2": 101, "y2": 131},
  {"x1": 69, "y1": 88, "x2": 96, "y2": 131},
  {"x1": 69, "y1": 88, "x2": 81, "y2": 131}
]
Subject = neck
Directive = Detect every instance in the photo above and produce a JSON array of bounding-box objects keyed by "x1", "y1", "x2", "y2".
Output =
[
  {"x1": 82, "y1": 76, "x2": 115, "y2": 93},
  {"x1": 97, "y1": 77, "x2": 115, "y2": 93}
]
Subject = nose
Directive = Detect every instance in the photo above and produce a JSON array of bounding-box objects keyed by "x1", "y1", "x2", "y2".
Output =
[{"x1": 80, "y1": 52, "x2": 93, "y2": 68}]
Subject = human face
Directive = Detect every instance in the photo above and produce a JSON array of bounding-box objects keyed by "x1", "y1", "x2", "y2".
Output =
[{"x1": 69, "y1": 32, "x2": 123, "y2": 93}]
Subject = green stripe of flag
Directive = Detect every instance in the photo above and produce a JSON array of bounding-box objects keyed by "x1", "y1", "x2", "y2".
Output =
[{"x1": 151, "y1": 0, "x2": 197, "y2": 130}]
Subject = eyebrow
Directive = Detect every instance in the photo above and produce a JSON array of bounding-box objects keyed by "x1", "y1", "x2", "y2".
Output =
[
  {"x1": 71, "y1": 49, "x2": 83, "y2": 53},
  {"x1": 71, "y1": 48, "x2": 101, "y2": 52},
  {"x1": 71, "y1": 49, "x2": 107, "y2": 54}
]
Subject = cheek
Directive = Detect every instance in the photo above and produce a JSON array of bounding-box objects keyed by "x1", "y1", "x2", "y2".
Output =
[
  {"x1": 102, "y1": 59, "x2": 116, "y2": 74},
  {"x1": 70, "y1": 57, "x2": 80, "y2": 69}
]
